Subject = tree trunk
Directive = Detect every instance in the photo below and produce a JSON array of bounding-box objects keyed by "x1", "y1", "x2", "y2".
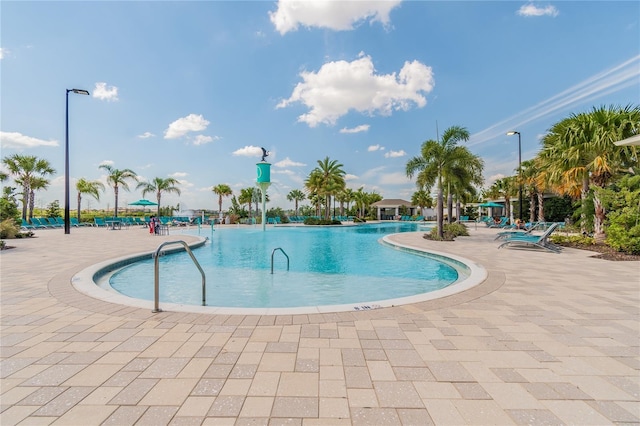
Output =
[
  {"x1": 29, "y1": 189, "x2": 35, "y2": 220},
  {"x1": 580, "y1": 175, "x2": 589, "y2": 234},
  {"x1": 77, "y1": 193, "x2": 82, "y2": 220},
  {"x1": 529, "y1": 192, "x2": 536, "y2": 223},
  {"x1": 114, "y1": 186, "x2": 120, "y2": 218},
  {"x1": 437, "y1": 179, "x2": 444, "y2": 239},
  {"x1": 455, "y1": 200, "x2": 461, "y2": 221},
  {"x1": 537, "y1": 192, "x2": 545, "y2": 223},
  {"x1": 593, "y1": 191, "x2": 606, "y2": 244},
  {"x1": 447, "y1": 192, "x2": 453, "y2": 224}
]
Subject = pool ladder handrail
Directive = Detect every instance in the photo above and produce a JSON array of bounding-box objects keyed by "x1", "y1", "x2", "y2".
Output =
[
  {"x1": 271, "y1": 247, "x2": 290, "y2": 274},
  {"x1": 153, "y1": 240, "x2": 206, "y2": 313}
]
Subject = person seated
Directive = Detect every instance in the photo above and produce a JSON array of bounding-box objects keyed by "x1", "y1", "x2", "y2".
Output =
[{"x1": 515, "y1": 219, "x2": 526, "y2": 230}]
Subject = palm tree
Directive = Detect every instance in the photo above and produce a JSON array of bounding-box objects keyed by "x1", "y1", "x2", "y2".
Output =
[
  {"x1": 76, "y1": 178, "x2": 105, "y2": 220},
  {"x1": 443, "y1": 150, "x2": 484, "y2": 222},
  {"x1": 27, "y1": 177, "x2": 50, "y2": 220},
  {"x1": 539, "y1": 104, "x2": 639, "y2": 240},
  {"x1": 239, "y1": 187, "x2": 254, "y2": 219},
  {"x1": 411, "y1": 189, "x2": 433, "y2": 217},
  {"x1": 136, "y1": 177, "x2": 181, "y2": 216},
  {"x1": 287, "y1": 189, "x2": 306, "y2": 216},
  {"x1": 406, "y1": 126, "x2": 481, "y2": 239},
  {"x1": 99, "y1": 165, "x2": 138, "y2": 218},
  {"x1": 2, "y1": 154, "x2": 55, "y2": 221},
  {"x1": 212, "y1": 184, "x2": 232, "y2": 220},
  {"x1": 305, "y1": 157, "x2": 346, "y2": 220}
]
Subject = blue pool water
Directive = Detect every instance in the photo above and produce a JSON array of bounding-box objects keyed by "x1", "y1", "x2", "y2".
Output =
[{"x1": 108, "y1": 222, "x2": 460, "y2": 309}]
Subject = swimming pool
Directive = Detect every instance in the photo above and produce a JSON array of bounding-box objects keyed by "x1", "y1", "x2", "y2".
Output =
[{"x1": 102, "y1": 222, "x2": 472, "y2": 312}]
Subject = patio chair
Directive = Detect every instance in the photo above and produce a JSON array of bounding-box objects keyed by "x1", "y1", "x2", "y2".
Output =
[
  {"x1": 31, "y1": 217, "x2": 53, "y2": 228},
  {"x1": 21, "y1": 219, "x2": 36, "y2": 230},
  {"x1": 488, "y1": 217, "x2": 509, "y2": 228},
  {"x1": 94, "y1": 217, "x2": 107, "y2": 227},
  {"x1": 497, "y1": 222, "x2": 561, "y2": 252}
]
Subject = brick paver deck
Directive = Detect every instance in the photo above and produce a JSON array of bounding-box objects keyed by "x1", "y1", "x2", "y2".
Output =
[{"x1": 1, "y1": 225, "x2": 638, "y2": 425}]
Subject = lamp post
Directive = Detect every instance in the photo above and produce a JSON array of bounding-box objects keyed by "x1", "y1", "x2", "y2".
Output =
[
  {"x1": 506, "y1": 131, "x2": 523, "y2": 222},
  {"x1": 65, "y1": 88, "x2": 90, "y2": 234}
]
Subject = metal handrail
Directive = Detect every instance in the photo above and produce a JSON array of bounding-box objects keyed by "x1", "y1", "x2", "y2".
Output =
[
  {"x1": 271, "y1": 247, "x2": 290, "y2": 274},
  {"x1": 153, "y1": 240, "x2": 206, "y2": 313}
]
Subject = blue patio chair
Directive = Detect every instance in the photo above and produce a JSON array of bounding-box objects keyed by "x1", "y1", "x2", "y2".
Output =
[
  {"x1": 497, "y1": 222, "x2": 561, "y2": 252},
  {"x1": 31, "y1": 217, "x2": 53, "y2": 228},
  {"x1": 94, "y1": 217, "x2": 107, "y2": 227},
  {"x1": 488, "y1": 217, "x2": 509, "y2": 228},
  {"x1": 21, "y1": 219, "x2": 36, "y2": 230}
]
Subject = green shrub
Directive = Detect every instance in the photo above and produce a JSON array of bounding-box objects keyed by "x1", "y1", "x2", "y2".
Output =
[
  {"x1": 0, "y1": 218, "x2": 19, "y2": 239},
  {"x1": 550, "y1": 234, "x2": 595, "y2": 246},
  {"x1": 424, "y1": 223, "x2": 469, "y2": 241},
  {"x1": 303, "y1": 217, "x2": 341, "y2": 225}
]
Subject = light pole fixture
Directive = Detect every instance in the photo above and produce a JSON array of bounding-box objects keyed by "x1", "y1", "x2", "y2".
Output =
[
  {"x1": 506, "y1": 131, "x2": 523, "y2": 222},
  {"x1": 65, "y1": 88, "x2": 90, "y2": 234}
]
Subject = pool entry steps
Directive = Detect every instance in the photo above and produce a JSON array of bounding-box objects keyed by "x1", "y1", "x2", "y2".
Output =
[{"x1": 152, "y1": 240, "x2": 206, "y2": 313}]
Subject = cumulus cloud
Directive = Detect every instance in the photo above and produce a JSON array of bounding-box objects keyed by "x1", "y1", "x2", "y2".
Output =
[
  {"x1": 233, "y1": 145, "x2": 264, "y2": 157},
  {"x1": 517, "y1": 3, "x2": 559, "y2": 17},
  {"x1": 384, "y1": 149, "x2": 406, "y2": 158},
  {"x1": 368, "y1": 144, "x2": 383, "y2": 152},
  {"x1": 193, "y1": 135, "x2": 215, "y2": 145},
  {"x1": 0, "y1": 131, "x2": 58, "y2": 149},
  {"x1": 0, "y1": 48, "x2": 9, "y2": 59},
  {"x1": 99, "y1": 160, "x2": 114, "y2": 167},
  {"x1": 164, "y1": 114, "x2": 210, "y2": 139},
  {"x1": 93, "y1": 82, "x2": 119, "y2": 101},
  {"x1": 277, "y1": 53, "x2": 434, "y2": 127},
  {"x1": 137, "y1": 132, "x2": 155, "y2": 139},
  {"x1": 270, "y1": 0, "x2": 402, "y2": 35},
  {"x1": 170, "y1": 172, "x2": 188, "y2": 178},
  {"x1": 345, "y1": 173, "x2": 359, "y2": 181},
  {"x1": 275, "y1": 157, "x2": 306, "y2": 167},
  {"x1": 340, "y1": 124, "x2": 370, "y2": 134}
]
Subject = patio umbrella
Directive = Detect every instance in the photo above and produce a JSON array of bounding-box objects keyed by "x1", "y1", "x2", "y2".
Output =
[
  {"x1": 478, "y1": 202, "x2": 503, "y2": 208},
  {"x1": 129, "y1": 199, "x2": 158, "y2": 206}
]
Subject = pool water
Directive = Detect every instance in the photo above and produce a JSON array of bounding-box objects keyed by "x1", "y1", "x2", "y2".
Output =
[{"x1": 109, "y1": 222, "x2": 460, "y2": 309}]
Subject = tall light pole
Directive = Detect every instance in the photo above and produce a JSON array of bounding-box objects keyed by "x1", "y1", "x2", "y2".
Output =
[
  {"x1": 65, "y1": 88, "x2": 90, "y2": 234},
  {"x1": 506, "y1": 131, "x2": 523, "y2": 221}
]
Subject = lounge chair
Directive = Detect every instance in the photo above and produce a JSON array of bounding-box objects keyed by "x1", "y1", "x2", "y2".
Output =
[
  {"x1": 21, "y1": 219, "x2": 36, "y2": 230},
  {"x1": 31, "y1": 217, "x2": 53, "y2": 228},
  {"x1": 488, "y1": 217, "x2": 509, "y2": 228},
  {"x1": 498, "y1": 222, "x2": 561, "y2": 252},
  {"x1": 94, "y1": 217, "x2": 107, "y2": 227}
]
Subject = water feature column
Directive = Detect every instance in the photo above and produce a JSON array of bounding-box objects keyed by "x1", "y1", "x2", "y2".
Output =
[{"x1": 256, "y1": 160, "x2": 271, "y2": 231}]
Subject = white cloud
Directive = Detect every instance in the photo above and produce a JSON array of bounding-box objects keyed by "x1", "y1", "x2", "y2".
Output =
[
  {"x1": 278, "y1": 53, "x2": 434, "y2": 127},
  {"x1": 384, "y1": 149, "x2": 406, "y2": 158},
  {"x1": 340, "y1": 124, "x2": 370, "y2": 134},
  {"x1": 379, "y1": 172, "x2": 411, "y2": 185},
  {"x1": 269, "y1": 0, "x2": 402, "y2": 35},
  {"x1": 137, "y1": 132, "x2": 155, "y2": 139},
  {"x1": 272, "y1": 169, "x2": 296, "y2": 176},
  {"x1": 164, "y1": 114, "x2": 210, "y2": 139},
  {"x1": 176, "y1": 179, "x2": 194, "y2": 188},
  {"x1": 170, "y1": 172, "x2": 188, "y2": 178},
  {"x1": 0, "y1": 131, "x2": 58, "y2": 149},
  {"x1": 345, "y1": 173, "x2": 359, "y2": 181},
  {"x1": 368, "y1": 144, "x2": 383, "y2": 152},
  {"x1": 0, "y1": 48, "x2": 9, "y2": 59},
  {"x1": 233, "y1": 145, "x2": 263, "y2": 157},
  {"x1": 136, "y1": 163, "x2": 153, "y2": 170},
  {"x1": 275, "y1": 157, "x2": 306, "y2": 167},
  {"x1": 93, "y1": 82, "x2": 119, "y2": 101},
  {"x1": 193, "y1": 135, "x2": 214, "y2": 145},
  {"x1": 517, "y1": 3, "x2": 559, "y2": 17},
  {"x1": 99, "y1": 160, "x2": 114, "y2": 167}
]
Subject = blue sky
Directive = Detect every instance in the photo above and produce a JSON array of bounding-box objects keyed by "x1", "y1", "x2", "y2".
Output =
[{"x1": 1, "y1": 1, "x2": 639, "y2": 213}]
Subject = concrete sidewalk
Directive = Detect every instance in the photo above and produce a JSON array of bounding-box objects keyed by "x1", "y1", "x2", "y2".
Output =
[{"x1": 1, "y1": 225, "x2": 638, "y2": 425}]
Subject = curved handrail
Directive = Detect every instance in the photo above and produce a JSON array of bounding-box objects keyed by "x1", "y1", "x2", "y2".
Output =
[
  {"x1": 271, "y1": 247, "x2": 290, "y2": 274},
  {"x1": 153, "y1": 240, "x2": 206, "y2": 313}
]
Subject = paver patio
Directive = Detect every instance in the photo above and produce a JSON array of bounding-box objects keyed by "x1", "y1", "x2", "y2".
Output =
[{"x1": 1, "y1": 224, "x2": 638, "y2": 425}]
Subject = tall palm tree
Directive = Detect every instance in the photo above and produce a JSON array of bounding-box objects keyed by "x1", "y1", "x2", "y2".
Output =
[
  {"x1": 137, "y1": 177, "x2": 181, "y2": 216},
  {"x1": 99, "y1": 164, "x2": 138, "y2": 218},
  {"x1": 406, "y1": 126, "x2": 481, "y2": 239},
  {"x1": 305, "y1": 157, "x2": 346, "y2": 220},
  {"x1": 539, "y1": 104, "x2": 639, "y2": 240},
  {"x1": 212, "y1": 184, "x2": 232, "y2": 220},
  {"x1": 287, "y1": 189, "x2": 306, "y2": 216},
  {"x1": 76, "y1": 178, "x2": 105, "y2": 220},
  {"x1": 2, "y1": 154, "x2": 55, "y2": 221}
]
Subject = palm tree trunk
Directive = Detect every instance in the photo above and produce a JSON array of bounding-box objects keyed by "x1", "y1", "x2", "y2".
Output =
[
  {"x1": 529, "y1": 192, "x2": 536, "y2": 223},
  {"x1": 157, "y1": 193, "x2": 162, "y2": 217},
  {"x1": 580, "y1": 175, "x2": 589, "y2": 234},
  {"x1": 593, "y1": 191, "x2": 606, "y2": 244},
  {"x1": 114, "y1": 186, "x2": 120, "y2": 218},
  {"x1": 29, "y1": 189, "x2": 35, "y2": 220},
  {"x1": 447, "y1": 192, "x2": 453, "y2": 224},
  {"x1": 437, "y1": 178, "x2": 444, "y2": 239},
  {"x1": 537, "y1": 192, "x2": 545, "y2": 223},
  {"x1": 77, "y1": 193, "x2": 82, "y2": 220}
]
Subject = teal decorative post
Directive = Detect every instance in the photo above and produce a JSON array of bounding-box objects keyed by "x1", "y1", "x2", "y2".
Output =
[{"x1": 257, "y1": 148, "x2": 271, "y2": 231}]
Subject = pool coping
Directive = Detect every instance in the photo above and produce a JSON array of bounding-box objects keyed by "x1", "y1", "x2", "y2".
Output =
[{"x1": 71, "y1": 231, "x2": 488, "y2": 316}]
